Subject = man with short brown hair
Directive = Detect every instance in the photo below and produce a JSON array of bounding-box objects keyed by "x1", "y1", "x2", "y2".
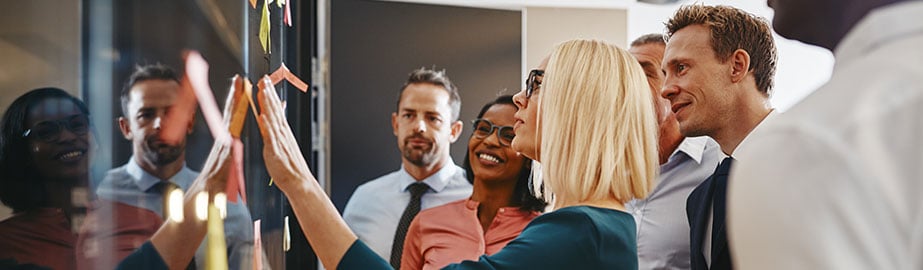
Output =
[{"x1": 662, "y1": 5, "x2": 778, "y2": 270}]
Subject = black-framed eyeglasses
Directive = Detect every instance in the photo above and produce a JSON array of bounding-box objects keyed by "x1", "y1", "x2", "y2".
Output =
[
  {"x1": 525, "y1": 69, "x2": 544, "y2": 98},
  {"x1": 472, "y1": 119, "x2": 515, "y2": 146},
  {"x1": 22, "y1": 114, "x2": 90, "y2": 143}
]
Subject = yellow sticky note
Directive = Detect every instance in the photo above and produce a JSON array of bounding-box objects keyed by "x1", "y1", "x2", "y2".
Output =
[
  {"x1": 206, "y1": 204, "x2": 228, "y2": 270},
  {"x1": 277, "y1": 0, "x2": 284, "y2": 8},
  {"x1": 259, "y1": 0, "x2": 271, "y2": 54}
]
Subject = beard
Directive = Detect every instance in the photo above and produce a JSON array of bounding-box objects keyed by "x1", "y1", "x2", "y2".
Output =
[
  {"x1": 142, "y1": 136, "x2": 184, "y2": 166},
  {"x1": 401, "y1": 134, "x2": 438, "y2": 167}
]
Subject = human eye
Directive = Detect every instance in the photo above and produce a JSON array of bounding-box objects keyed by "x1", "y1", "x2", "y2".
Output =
[
  {"x1": 68, "y1": 115, "x2": 90, "y2": 132},
  {"x1": 428, "y1": 115, "x2": 443, "y2": 124},
  {"x1": 499, "y1": 127, "x2": 515, "y2": 141},
  {"x1": 137, "y1": 109, "x2": 155, "y2": 120}
]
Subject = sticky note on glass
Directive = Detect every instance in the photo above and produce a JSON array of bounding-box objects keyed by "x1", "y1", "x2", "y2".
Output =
[
  {"x1": 225, "y1": 138, "x2": 246, "y2": 203},
  {"x1": 160, "y1": 77, "x2": 197, "y2": 146},
  {"x1": 253, "y1": 220, "x2": 262, "y2": 270},
  {"x1": 206, "y1": 204, "x2": 228, "y2": 270},
  {"x1": 227, "y1": 75, "x2": 250, "y2": 138},
  {"x1": 259, "y1": 0, "x2": 271, "y2": 54},
  {"x1": 185, "y1": 51, "x2": 231, "y2": 143}
]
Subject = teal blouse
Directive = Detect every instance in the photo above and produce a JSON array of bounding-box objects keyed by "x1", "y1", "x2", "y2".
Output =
[
  {"x1": 118, "y1": 206, "x2": 638, "y2": 270},
  {"x1": 340, "y1": 205, "x2": 638, "y2": 270}
]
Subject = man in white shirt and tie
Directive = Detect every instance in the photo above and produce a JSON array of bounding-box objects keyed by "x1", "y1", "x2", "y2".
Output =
[{"x1": 342, "y1": 68, "x2": 472, "y2": 268}]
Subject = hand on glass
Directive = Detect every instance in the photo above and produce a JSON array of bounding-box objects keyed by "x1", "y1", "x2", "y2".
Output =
[{"x1": 255, "y1": 77, "x2": 316, "y2": 192}]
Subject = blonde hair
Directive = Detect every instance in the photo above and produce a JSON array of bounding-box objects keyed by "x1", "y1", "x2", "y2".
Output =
[{"x1": 536, "y1": 39, "x2": 658, "y2": 210}]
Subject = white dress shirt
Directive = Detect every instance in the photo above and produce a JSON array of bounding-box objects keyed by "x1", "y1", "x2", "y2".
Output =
[
  {"x1": 342, "y1": 160, "x2": 472, "y2": 260},
  {"x1": 628, "y1": 136, "x2": 722, "y2": 270},
  {"x1": 95, "y1": 161, "x2": 264, "y2": 270},
  {"x1": 729, "y1": 2, "x2": 923, "y2": 269}
]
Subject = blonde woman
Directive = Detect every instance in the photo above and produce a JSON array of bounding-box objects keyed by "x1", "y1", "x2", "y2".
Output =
[
  {"x1": 263, "y1": 38, "x2": 657, "y2": 269},
  {"x1": 124, "y1": 39, "x2": 658, "y2": 269}
]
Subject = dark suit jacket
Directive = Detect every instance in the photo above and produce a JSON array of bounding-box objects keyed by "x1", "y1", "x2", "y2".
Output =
[{"x1": 686, "y1": 159, "x2": 733, "y2": 270}]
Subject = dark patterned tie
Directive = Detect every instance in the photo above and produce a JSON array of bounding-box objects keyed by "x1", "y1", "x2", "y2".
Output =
[{"x1": 390, "y1": 182, "x2": 430, "y2": 268}]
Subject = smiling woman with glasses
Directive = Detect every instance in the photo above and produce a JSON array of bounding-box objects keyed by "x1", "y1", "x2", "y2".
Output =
[
  {"x1": 0, "y1": 87, "x2": 93, "y2": 270},
  {"x1": 400, "y1": 95, "x2": 546, "y2": 270}
]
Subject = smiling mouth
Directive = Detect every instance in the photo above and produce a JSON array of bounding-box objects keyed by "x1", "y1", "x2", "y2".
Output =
[
  {"x1": 478, "y1": 153, "x2": 502, "y2": 164},
  {"x1": 56, "y1": 150, "x2": 86, "y2": 162},
  {"x1": 671, "y1": 102, "x2": 690, "y2": 114}
]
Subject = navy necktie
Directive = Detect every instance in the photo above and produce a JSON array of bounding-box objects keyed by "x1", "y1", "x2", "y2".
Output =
[
  {"x1": 711, "y1": 157, "x2": 734, "y2": 255},
  {"x1": 390, "y1": 182, "x2": 430, "y2": 269}
]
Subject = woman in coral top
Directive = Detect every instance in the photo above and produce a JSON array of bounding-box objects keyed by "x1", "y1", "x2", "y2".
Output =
[{"x1": 400, "y1": 95, "x2": 546, "y2": 270}]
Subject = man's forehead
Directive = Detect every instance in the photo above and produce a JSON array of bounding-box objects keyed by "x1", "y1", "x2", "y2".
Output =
[{"x1": 129, "y1": 80, "x2": 180, "y2": 101}]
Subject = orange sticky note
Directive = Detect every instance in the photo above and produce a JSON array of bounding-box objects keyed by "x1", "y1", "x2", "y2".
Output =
[
  {"x1": 185, "y1": 51, "x2": 231, "y2": 143},
  {"x1": 244, "y1": 78, "x2": 257, "y2": 116},
  {"x1": 227, "y1": 75, "x2": 250, "y2": 138},
  {"x1": 253, "y1": 220, "x2": 262, "y2": 270},
  {"x1": 250, "y1": 0, "x2": 257, "y2": 8}
]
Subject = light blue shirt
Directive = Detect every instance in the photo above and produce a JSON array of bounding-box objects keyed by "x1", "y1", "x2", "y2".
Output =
[
  {"x1": 96, "y1": 160, "x2": 266, "y2": 270},
  {"x1": 626, "y1": 136, "x2": 722, "y2": 270},
  {"x1": 342, "y1": 160, "x2": 472, "y2": 260}
]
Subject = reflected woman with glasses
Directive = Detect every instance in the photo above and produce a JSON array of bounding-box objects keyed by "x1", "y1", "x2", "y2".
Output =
[
  {"x1": 0, "y1": 87, "x2": 93, "y2": 270},
  {"x1": 401, "y1": 95, "x2": 546, "y2": 270}
]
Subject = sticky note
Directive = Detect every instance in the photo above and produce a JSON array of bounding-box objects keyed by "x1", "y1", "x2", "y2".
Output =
[
  {"x1": 160, "y1": 78, "x2": 197, "y2": 146},
  {"x1": 227, "y1": 75, "x2": 250, "y2": 138},
  {"x1": 253, "y1": 220, "x2": 262, "y2": 270},
  {"x1": 259, "y1": 0, "x2": 271, "y2": 54},
  {"x1": 225, "y1": 138, "x2": 247, "y2": 203},
  {"x1": 185, "y1": 51, "x2": 231, "y2": 143},
  {"x1": 284, "y1": 0, "x2": 292, "y2": 27},
  {"x1": 206, "y1": 204, "x2": 228, "y2": 270}
]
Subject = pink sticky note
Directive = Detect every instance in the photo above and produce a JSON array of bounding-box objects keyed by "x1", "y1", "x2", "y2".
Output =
[
  {"x1": 284, "y1": 0, "x2": 292, "y2": 27},
  {"x1": 225, "y1": 138, "x2": 247, "y2": 203},
  {"x1": 253, "y1": 220, "x2": 262, "y2": 270},
  {"x1": 160, "y1": 79, "x2": 197, "y2": 145},
  {"x1": 185, "y1": 51, "x2": 231, "y2": 143}
]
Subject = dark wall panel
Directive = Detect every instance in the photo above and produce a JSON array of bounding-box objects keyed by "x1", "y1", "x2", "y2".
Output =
[{"x1": 330, "y1": 0, "x2": 521, "y2": 210}]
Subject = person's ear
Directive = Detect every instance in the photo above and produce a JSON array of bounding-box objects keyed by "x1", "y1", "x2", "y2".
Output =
[
  {"x1": 730, "y1": 49, "x2": 751, "y2": 83},
  {"x1": 118, "y1": 117, "x2": 132, "y2": 140},
  {"x1": 448, "y1": 120, "x2": 463, "y2": 143}
]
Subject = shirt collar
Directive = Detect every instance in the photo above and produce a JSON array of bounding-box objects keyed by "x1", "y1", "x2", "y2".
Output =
[
  {"x1": 126, "y1": 159, "x2": 196, "y2": 192},
  {"x1": 835, "y1": 1, "x2": 923, "y2": 68},
  {"x1": 733, "y1": 109, "x2": 779, "y2": 158},
  {"x1": 670, "y1": 136, "x2": 710, "y2": 164},
  {"x1": 398, "y1": 158, "x2": 461, "y2": 193}
]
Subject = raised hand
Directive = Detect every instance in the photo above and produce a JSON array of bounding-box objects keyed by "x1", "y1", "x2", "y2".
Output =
[{"x1": 255, "y1": 76, "x2": 315, "y2": 191}]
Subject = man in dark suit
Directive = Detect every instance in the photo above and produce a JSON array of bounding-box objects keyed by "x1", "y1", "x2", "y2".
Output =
[{"x1": 660, "y1": 5, "x2": 778, "y2": 270}]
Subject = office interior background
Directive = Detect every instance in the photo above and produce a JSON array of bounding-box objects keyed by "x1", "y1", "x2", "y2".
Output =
[{"x1": 0, "y1": 0, "x2": 832, "y2": 268}]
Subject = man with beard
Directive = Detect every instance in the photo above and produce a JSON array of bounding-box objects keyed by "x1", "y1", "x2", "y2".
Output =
[
  {"x1": 343, "y1": 68, "x2": 471, "y2": 266},
  {"x1": 77, "y1": 64, "x2": 265, "y2": 270}
]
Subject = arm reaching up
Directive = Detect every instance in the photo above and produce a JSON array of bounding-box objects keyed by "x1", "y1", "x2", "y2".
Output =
[{"x1": 255, "y1": 78, "x2": 359, "y2": 269}]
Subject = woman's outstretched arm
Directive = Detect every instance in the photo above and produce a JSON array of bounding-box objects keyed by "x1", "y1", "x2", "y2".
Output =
[{"x1": 255, "y1": 81, "x2": 361, "y2": 269}]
